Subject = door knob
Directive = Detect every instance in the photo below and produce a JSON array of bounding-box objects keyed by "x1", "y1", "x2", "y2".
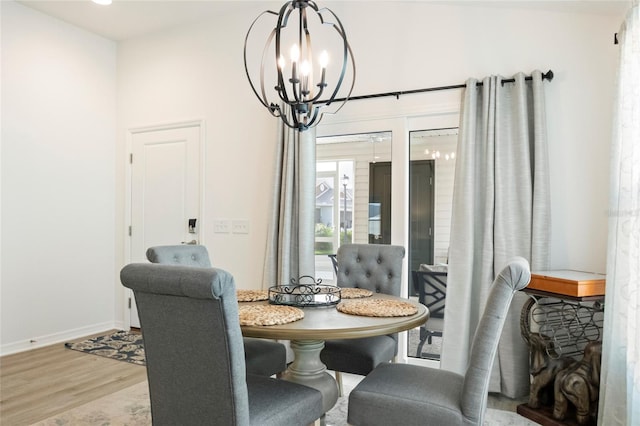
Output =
[{"x1": 181, "y1": 240, "x2": 198, "y2": 245}]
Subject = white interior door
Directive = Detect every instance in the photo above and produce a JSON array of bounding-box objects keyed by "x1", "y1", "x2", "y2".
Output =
[{"x1": 129, "y1": 123, "x2": 202, "y2": 327}]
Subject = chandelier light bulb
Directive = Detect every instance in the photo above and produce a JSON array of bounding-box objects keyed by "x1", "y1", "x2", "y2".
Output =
[
  {"x1": 278, "y1": 55, "x2": 286, "y2": 70},
  {"x1": 319, "y1": 50, "x2": 329, "y2": 68},
  {"x1": 300, "y1": 60, "x2": 311, "y2": 95},
  {"x1": 290, "y1": 44, "x2": 300, "y2": 63},
  {"x1": 300, "y1": 60, "x2": 311, "y2": 77}
]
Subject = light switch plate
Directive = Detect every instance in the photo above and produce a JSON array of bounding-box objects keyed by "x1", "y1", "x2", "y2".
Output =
[
  {"x1": 232, "y1": 220, "x2": 250, "y2": 234},
  {"x1": 213, "y1": 219, "x2": 231, "y2": 233}
]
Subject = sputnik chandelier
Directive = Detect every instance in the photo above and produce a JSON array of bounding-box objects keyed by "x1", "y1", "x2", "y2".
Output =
[{"x1": 244, "y1": 0, "x2": 356, "y2": 132}]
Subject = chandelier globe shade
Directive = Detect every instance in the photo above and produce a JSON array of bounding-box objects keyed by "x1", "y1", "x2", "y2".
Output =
[{"x1": 244, "y1": 0, "x2": 356, "y2": 132}]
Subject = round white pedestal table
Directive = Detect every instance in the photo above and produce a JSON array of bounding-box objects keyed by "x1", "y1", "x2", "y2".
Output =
[{"x1": 240, "y1": 293, "x2": 429, "y2": 421}]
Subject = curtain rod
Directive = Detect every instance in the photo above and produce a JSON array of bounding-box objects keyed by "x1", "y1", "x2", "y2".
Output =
[{"x1": 329, "y1": 69, "x2": 554, "y2": 103}]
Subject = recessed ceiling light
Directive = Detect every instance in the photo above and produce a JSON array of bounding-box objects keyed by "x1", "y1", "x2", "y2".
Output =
[{"x1": 92, "y1": 0, "x2": 112, "y2": 5}]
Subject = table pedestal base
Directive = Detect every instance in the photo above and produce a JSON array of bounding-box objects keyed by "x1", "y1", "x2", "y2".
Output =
[{"x1": 281, "y1": 339, "x2": 339, "y2": 417}]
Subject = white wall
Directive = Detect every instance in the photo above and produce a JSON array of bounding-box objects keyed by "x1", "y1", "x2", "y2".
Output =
[
  {"x1": 1, "y1": 2, "x2": 117, "y2": 354},
  {"x1": 1, "y1": 1, "x2": 625, "y2": 353}
]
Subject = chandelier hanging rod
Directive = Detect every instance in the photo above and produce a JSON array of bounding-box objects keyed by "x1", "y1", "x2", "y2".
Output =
[{"x1": 323, "y1": 69, "x2": 554, "y2": 104}]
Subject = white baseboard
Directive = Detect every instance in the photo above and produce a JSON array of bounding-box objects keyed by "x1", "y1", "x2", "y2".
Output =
[{"x1": 1, "y1": 322, "x2": 122, "y2": 356}]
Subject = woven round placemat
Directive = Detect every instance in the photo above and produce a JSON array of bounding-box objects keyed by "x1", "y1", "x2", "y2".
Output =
[
  {"x1": 238, "y1": 305, "x2": 304, "y2": 326},
  {"x1": 340, "y1": 288, "x2": 373, "y2": 299},
  {"x1": 336, "y1": 299, "x2": 418, "y2": 317},
  {"x1": 237, "y1": 289, "x2": 269, "y2": 302}
]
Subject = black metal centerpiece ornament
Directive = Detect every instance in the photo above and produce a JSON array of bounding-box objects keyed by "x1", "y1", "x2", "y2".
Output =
[
  {"x1": 269, "y1": 276, "x2": 341, "y2": 307},
  {"x1": 244, "y1": 0, "x2": 355, "y2": 132}
]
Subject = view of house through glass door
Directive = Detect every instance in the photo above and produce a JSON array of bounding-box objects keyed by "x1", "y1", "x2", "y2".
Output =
[
  {"x1": 314, "y1": 162, "x2": 353, "y2": 283},
  {"x1": 315, "y1": 132, "x2": 392, "y2": 283}
]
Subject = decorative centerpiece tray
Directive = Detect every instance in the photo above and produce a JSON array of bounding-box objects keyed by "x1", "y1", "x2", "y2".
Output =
[{"x1": 269, "y1": 276, "x2": 341, "y2": 307}]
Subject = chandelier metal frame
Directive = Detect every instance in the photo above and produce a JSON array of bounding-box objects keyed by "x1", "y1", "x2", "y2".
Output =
[{"x1": 244, "y1": 0, "x2": 356, "y2": 132}]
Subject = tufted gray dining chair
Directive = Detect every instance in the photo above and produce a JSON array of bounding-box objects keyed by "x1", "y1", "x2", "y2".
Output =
[
  {"x1": 319, "y1": 243, "x2": 405, "y2": 396},
  {"x1": 145, "y1": 245, "x2": 287, "y2": 377},
  {"x1": 121, "y1": 263, "x2": 323, "y2": 426},
  {"x1": 347, "y1": 257, "x2": 531, "y2": 426}
]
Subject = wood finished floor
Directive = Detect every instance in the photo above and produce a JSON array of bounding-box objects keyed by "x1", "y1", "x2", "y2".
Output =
[{"x1": 0, "y1": 330, "x2": 147, "y2": 426}]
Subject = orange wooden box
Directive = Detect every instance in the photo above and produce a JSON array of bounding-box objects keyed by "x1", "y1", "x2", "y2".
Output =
[{"x1": 528, "y1": 270, "x2": 606, "y2": 297}]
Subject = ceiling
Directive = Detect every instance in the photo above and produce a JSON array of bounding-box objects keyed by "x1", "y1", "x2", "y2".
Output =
[
  {"x1": 15, "y1": 0, "x2": 262, "y2": 41},
  {"x1": 16, "y1": 0, "x2": 630, "y2": 42}
]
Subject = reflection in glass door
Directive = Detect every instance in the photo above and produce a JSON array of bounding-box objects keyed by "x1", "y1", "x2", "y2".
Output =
[
  {"x1": 369, "y1": 162, "x2": 391, "y2": 244},
  {"x1": 407, "y1": 127, "x2": 458, "y2": 361},
  {"x1": 409, "y1": 159, "x2": 434, "y2": 271}
]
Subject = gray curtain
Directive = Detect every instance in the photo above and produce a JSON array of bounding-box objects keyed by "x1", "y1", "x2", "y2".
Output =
[
  {"x1": 441, "y1": 71, "x2": 550, "y2": 398},
  {"x1": 263, "y1": 120, "x2": 316, "y2": 288}
]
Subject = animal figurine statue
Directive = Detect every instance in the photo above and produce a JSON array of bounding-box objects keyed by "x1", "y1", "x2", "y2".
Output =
[
  {"x1": 553, "y1": 341, "x2": 603, "y2": 425},
  {"x1": 524, "y1": 332, "x2": 575, "y2": 408}
]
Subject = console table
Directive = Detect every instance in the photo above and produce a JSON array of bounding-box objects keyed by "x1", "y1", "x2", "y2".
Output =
[{"x1": 517, "y1": 270, "x2": 605, "y2": 426}]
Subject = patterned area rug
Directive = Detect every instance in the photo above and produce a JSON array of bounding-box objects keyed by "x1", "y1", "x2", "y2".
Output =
[
  {"x1": 33, "y1": 375, "x2": 538, "y2": 426},
  {"x1": 31, "y1": 381, "x2": 151, "y2": 426},
  {"x1": 65, "y1": 330, "x2": 146, "y2": 366}
]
